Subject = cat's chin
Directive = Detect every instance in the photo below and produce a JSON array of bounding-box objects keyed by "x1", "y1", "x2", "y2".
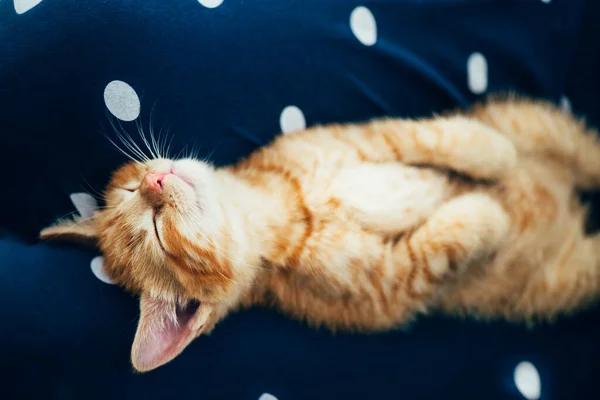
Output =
[{"x1": 131, "y1": 295, "x2": 213, "y2": 372}]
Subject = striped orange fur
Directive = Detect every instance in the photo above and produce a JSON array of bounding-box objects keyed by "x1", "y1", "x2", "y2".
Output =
[{"x1": 41, "y1": 95, "x2": 600, "y2": 372}]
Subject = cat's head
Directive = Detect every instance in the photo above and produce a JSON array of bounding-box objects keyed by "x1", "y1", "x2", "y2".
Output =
[{"x1": 41, "y1": 158, "x2": 253, "y2": 372}]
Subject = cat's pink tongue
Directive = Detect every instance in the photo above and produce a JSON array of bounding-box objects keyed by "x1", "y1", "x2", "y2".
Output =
[{"x1": 130, "y1": 295, "x2": 212, "y2": 372}]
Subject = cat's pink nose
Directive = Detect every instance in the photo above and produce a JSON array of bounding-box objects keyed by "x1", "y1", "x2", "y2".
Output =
[{"x1": 144, "y1": 171, "x2": 168, "y2": 192}]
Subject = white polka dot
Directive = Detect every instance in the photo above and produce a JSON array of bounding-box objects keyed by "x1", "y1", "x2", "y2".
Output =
[
  {"x1": 350, "y1": 6, "x2": 377, "y2": 46},
  {"x1": 279, "y1": 105, "x2": 306, "y2": 134},
  {"x1": 70, "y1": 193, "x2": 99, "y2": 219},
  {"x1": 14, "y1": 0, "x2": 43, "y2": 14},
  {"x1": 258, "y1": 394, "x2": 278, "y2": 400},
  {"x1": 198, "y1": 0, "x2": 223, "y2": 8},
  {"x1": 91, "y1": 256, "x2": 115, "y2": 285},
  {"x1": 514, "y1": 361, "x2": 541, "y2": 400},
  {"x1": 560, "y1": 95, "x2": 572, "y2": 113},
  {"x1": 104, "y1": 80, "x2": 141, "y2": 122},
  {"x1": 467, "y1": 52, "x2": 488, "y2": 95}
]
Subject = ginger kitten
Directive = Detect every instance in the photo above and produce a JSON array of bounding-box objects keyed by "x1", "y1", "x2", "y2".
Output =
[{"x1": 41, "y1": 96, "x2": 600, "y2": 372}]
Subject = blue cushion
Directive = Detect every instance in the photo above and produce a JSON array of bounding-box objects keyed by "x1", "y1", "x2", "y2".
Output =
[{"x1": 1, "y1": 0, "x2": 599, "y2": 399}]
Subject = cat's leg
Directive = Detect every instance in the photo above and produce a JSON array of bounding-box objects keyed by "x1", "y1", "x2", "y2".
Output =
[
  {"x1": 515, "y1": 231, "x2": 600, "y2": 321},
  {"x1": 250, "y1": 114, "x2": 516, "y2": 182},
  {"x1": 390, "y1": 192, "x2": 510, "y2": 299},
  {"x1": 333, "y1": 116, "x2": 518, "y2": 181},
  {"x1": 446, "y1": 227, "x2": 600, "y2": 323},
  {"x1": 470, "y1": 97, "x2": 600, "y2": 189}
]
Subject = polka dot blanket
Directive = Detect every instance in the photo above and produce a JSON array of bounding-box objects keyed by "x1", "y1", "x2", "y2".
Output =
[{"x1": 1, "y1": 0, "x2": 600, "y2": 399}]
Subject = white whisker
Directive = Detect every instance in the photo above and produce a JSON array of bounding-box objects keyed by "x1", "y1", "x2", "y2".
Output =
[
  {"x1": 105, "y1": 134, "x2": 140, "y2": 163},
  {"x1": 117, "y1": 131, "x2": 149, "y2": 162},
  {"x1": 80, "y1": 176, "x2": 106, "y2": 201},
  {"x1": 106, "y1": 115, "x2": 150, "y2": 162},
  {"x1": 114, "y1": 118, "x2": 151, "y2": 162},
  {"x1": 136, "y1": 120, "x2": 158, "y2": 160},
  {"x1": 162, "y1": 129, "x2": 175, "y2": 160},
  {"x1": 148, "y1": 106, "x2": 162, "y2": 159}
]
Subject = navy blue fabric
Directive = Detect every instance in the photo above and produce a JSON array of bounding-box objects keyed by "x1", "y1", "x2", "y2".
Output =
[{"x1": 1, "y1": 0, "x2": 599, "y2": 399}]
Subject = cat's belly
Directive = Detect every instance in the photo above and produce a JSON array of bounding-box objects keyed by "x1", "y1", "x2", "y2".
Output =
[{"x1": 328, "y1": 163, "x2": 452, "y2": 234}]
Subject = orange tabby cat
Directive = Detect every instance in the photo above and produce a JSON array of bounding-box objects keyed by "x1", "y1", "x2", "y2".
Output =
[{"x1": 41, "y1": 96, "x2": 600, "y2": 372}]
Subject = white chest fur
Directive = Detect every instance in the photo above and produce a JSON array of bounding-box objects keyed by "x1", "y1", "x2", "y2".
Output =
[{"x1": 330, "y1": 163, "x2": 450, "y2": 234}]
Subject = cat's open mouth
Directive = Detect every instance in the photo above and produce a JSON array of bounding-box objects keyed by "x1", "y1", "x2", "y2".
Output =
[{"x1": 131, "y1": 295, "x2": 213, "y2": 372}]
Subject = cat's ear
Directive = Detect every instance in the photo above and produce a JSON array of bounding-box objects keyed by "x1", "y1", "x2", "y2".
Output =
[
  {"x1": 39, "y1": 215, "x2": 99, "y2": 247},
  {"x1": 131, "y1": 294, "x2": 214, "y2": 372}
]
